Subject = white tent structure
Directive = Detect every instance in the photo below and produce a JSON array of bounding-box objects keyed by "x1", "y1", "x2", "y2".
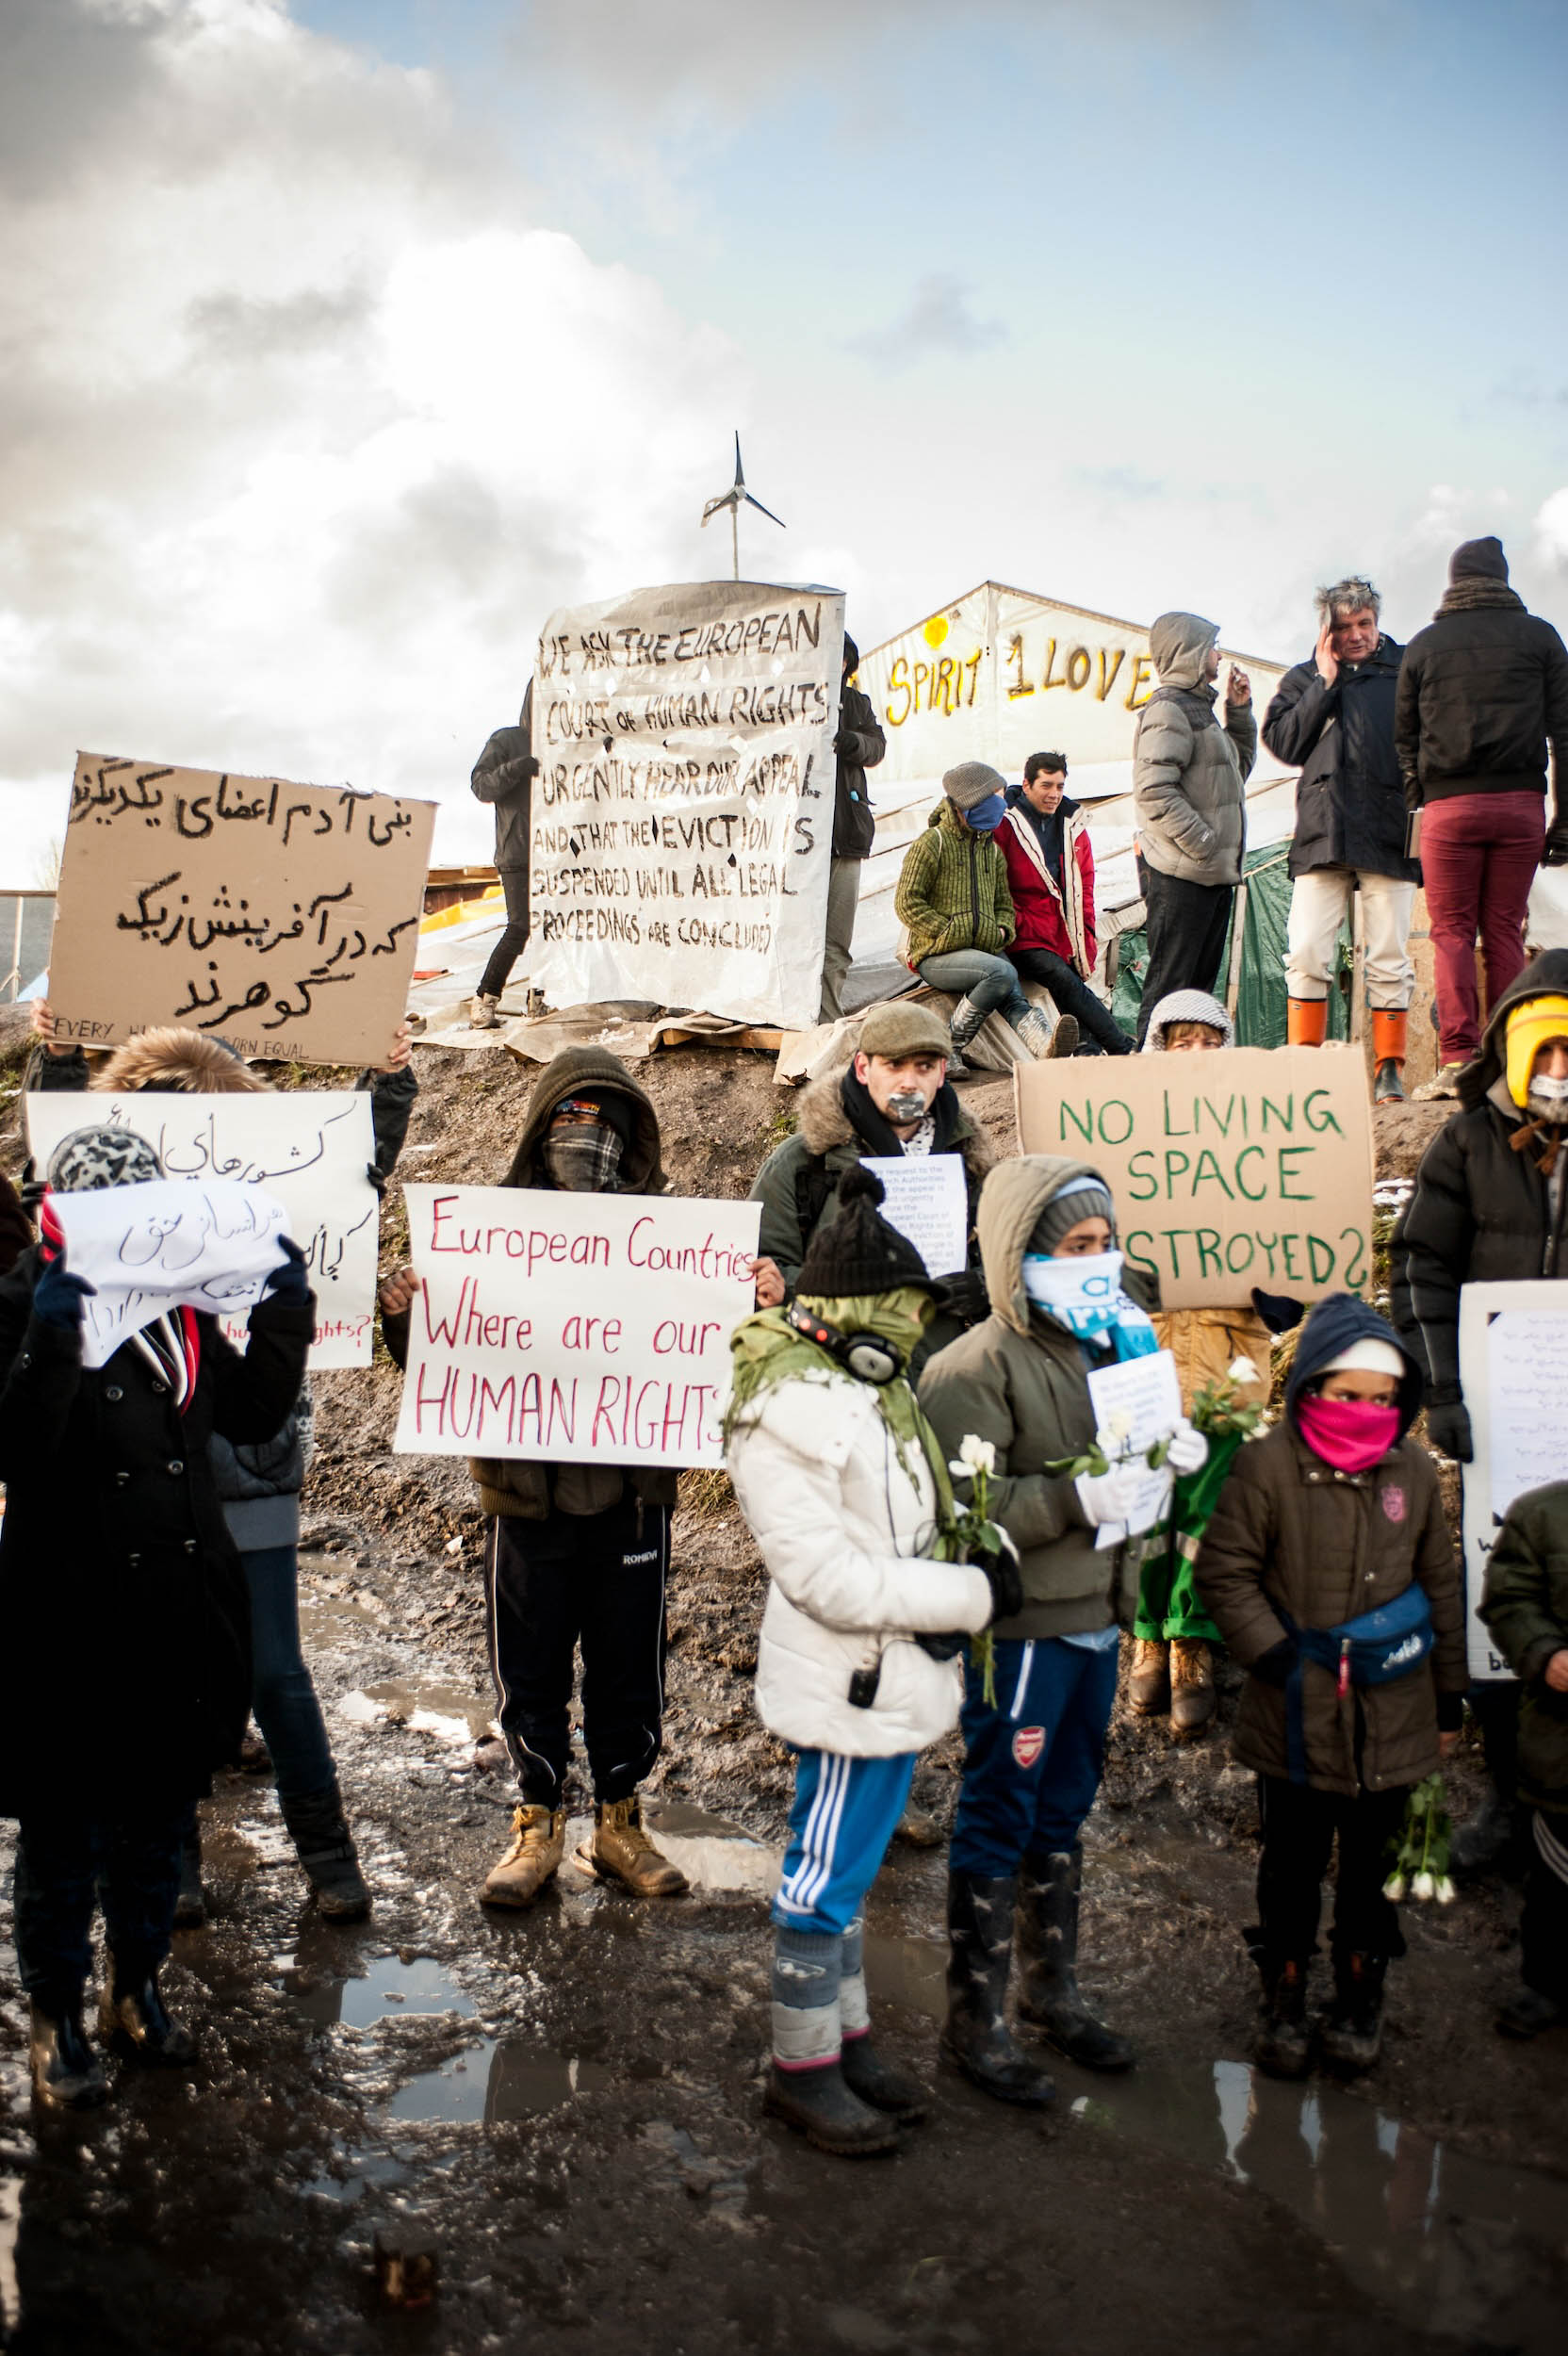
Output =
[{"x1": 850, "y1": 581, "x2": 1298, "y2": 970}]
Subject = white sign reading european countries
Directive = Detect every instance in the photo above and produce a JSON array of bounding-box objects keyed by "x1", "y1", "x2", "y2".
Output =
[
  {"x1": 393, "y1": 1183, "x2": 762, "y2": 1466},
  {"x1": 528, "y1": 579, "x2": 845, "y2": 1030}
]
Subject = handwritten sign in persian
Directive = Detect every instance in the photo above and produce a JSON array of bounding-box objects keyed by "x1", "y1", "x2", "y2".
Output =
[
  {"x1": 394, "y1": 1184, "x2": 761, "y2": 1465},
  {"x1": 1015, "y1": 1046, "x2": 1374, "y2": 1310},
  {"x1": 48, "y1": 756, "x2": 435, "y2": 1067},
  {"x1": 528, "y1": 581, "x2": 845, "y2": 1030},
  {"x1": 48, "y1": 1178, "x2": 288, "y2": 1371},
  {"x1": 26, "y1": 1090, "x2": 379, "y2": 1366},
  {"x1": 1459, "y1": 1281, "x2": 1568, "y2": 1681}
]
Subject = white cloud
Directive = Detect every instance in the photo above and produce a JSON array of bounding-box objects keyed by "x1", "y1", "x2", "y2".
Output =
[
  {"x1": 0, "y1": 0, "x2": 751, "y2": 876},
  {"x1": 1535, "y1": 487, "x2": 1568, "y2": 573}
]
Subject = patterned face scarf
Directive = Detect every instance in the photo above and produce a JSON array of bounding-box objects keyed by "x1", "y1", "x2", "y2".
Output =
[
  {"x1": 1021, "y1": 1249, "x2": 1158, "y2": 1358},
  {"x1": 543, "y1": 1124, "x2": 623, "y2": 1192}
]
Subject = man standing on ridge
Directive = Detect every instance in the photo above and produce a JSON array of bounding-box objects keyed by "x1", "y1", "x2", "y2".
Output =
[
  {"x1": 469, "y1": 682, "x2": 540, "y2": 1031},
  {"x1": 1132, "y1": 614, "x2": 1255, "y2": 1044},
  {"x1": 820, "y1": 634, "x2": 887, "y2": 1024}
]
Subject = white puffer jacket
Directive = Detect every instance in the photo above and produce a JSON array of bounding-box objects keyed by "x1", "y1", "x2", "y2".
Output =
[{"x1": 726, "y1": 1367, "x2": 992, "y2": 1757}]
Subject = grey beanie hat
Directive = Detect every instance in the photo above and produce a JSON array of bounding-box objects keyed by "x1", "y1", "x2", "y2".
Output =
[
  {"x1": 46, "y1": 1124, "x2": 165, "y2": 1194},
  {"x1": 942, "y1": 760, "x2": 1007, "y2": 812},
  {"x1": 1140, "y1": 988, "x2": 1234, "y2": 1052},
  {"x1": 1028, "y1": 1172, "x2": 1116, "y2": 1255}
]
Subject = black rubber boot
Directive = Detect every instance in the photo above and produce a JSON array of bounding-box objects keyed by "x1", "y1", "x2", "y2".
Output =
[
  {"x1": 28, "y1": 1995, "x2": 108, "y2": 2110},
  {"x1": 1254, "y1": 1957, "x2": 1312, "y2": 2080},
  {"x1": 1016, "y1": 1846, "x2": 1135, "y2": 2071},
  {"x1": 762, "y1": 2062, "x2": 901, "y2": 2155},
  {"x1": 99, "y1": 1961, "x2": 197, "y2": 2067},
  {"x1": 941, "y1": 1872, "x2": 1054, "y2": 2105},
  {"x1": 1319, "y1": 1952, "x2": 1386, "y2": 2074},
  {"x1": 279, "y1": 1777, "x2": 370, "y2": 1921},
  {"x1": 840, "y1": 2034, "x2": 929, "y2": 2122},
  {"x1": 173, "y1": 1823, "x2": 205, "y2": 1930}
]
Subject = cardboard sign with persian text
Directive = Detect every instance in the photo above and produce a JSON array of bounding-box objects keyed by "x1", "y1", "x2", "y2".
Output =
[
  {"x1": 25, "y1": 1089, "x2": 379, "y2": 1366},
  {"x1": 393, "y1": 1184, "x2": 761, "y2": 1465},
  {"x1": 1014, "y1": 1045, "x2": 1373, "y2": 1310},
  {"x1": 48, "y1": 755, "x2": 435, "y2": 1067},
  {"x1": 528, "y1": 580, "x2": 844, "y2": 1029}
]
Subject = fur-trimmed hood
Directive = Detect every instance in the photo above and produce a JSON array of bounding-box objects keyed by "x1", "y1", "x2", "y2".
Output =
[
  {"x1": 796, "y1": 1066, "x2": 994, "y2": 1179},
  {"x1": 90, "y1": 1027, "x2": 270, "y2": 1095}
]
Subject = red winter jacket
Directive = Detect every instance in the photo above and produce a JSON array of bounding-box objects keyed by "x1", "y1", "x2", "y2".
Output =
[{"x1": 998, "y1": 799, "x2": 1097, "y2": 974}]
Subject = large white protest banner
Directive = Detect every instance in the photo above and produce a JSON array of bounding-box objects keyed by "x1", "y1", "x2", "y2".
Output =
[
  {"x1": 48, "y1": 755, "x2": 434, "y2": 1067},
  {"x1": 26, "y1": 1091, "x2": 379, "y2": 1366},
  {"x1": 528, "y1": 581, "x2": 845, "y2": 1030},
  {"x1": 1015, "y1": 1046, "x2": 1374, "y2": 1310},
  {"x1": 50, "y1": 1179, "x2": 288, "y2": 1370},
  {"x1": 394, "y1": 1184, "x2": 761, "y2": 1466},
  {"x1": 1459, "y1": 1281, "x2": 1568, "y2": 1680}
]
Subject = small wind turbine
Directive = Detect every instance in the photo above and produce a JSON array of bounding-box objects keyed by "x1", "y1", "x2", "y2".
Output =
[{"x1": 701, "y1": 432, "x2": 784, "y2": 581}]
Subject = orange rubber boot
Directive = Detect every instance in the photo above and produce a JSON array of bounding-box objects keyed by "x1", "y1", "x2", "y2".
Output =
[{"x1": 1286, "y1": 997, "x2": 1329, "y2": 1047}]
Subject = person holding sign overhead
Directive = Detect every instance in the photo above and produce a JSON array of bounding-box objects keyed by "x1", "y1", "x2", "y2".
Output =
[
  {"x1": 750, "y1": 1000, "x2": 991, "y2": 1377},
  {"x1": 921, "y1": 1158, "x2": 1207, "y2": 2102}
]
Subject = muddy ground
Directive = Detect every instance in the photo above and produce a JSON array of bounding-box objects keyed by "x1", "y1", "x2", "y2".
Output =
[{"x1": 0, "y1": 1039, "x2": 1562, "y2": 2355}]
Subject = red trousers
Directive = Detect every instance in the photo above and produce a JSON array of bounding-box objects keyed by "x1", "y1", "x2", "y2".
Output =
[{"x1": 1419, "y1": 791, "x2": 1544, "y2": 1064}]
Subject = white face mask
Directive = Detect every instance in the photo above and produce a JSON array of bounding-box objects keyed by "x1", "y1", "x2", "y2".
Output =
[
  {"x1": 1527, "y1": 1072, "x2": 1568, "y2": 1121},
  {"x1": 1021, "y1": 1249, "x2": 1127, "y2": 1339}
]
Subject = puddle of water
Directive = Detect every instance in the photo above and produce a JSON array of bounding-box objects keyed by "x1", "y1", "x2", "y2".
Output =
[
  {"x1": 362, "y1": 1679, "x2": 496, "y2": 1742},
  {"x1": 641, "y1": 1803, "x2": 780, "y2": 1897},
  {"x1": 304, "y1": 2150, "x2": 412, "y2": 2206},
  {"x1": 284, "y1": 1953, "x2": 476, "y2": 2031},
  {"x1": 866, "y1": 1929, "x2": 1568, "y2": 2344},
  {"x1": 388, "y1": 2039, "x2": 612, "y2": 2126}
]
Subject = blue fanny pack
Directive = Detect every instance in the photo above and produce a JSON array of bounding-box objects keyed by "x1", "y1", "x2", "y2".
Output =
[{"x1": 1282, "y1": 1585, "x2": 1435, "y2": 1785}]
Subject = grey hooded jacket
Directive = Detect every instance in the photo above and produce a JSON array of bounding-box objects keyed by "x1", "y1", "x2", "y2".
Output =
[{"x1": 1132, "y1": 613, "x2": 1256, "y2": 887}]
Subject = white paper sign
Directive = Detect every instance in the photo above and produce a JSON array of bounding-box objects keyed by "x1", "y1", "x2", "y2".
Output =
[
  {"x1": 859, "y1": 1154, "x2": 968, "y2": 1278},
  {"x1": 51, "y1": 1178, "x2": 287, "y2": 1369},
  {"x1": 528, "y1": 580, "x2": 845, "y2": 1029},
  {"x1": 26, "y1": 1091, "x2": 379, "y2": 1366},
  {"x1": 1085, "y1": 1349, "x2": 1184, "y2": 1550},
  {"x1": 1459, "y1": 1281, "x2": 1568, "y2": 1680},
  {"x1": 394, "y1": 1183, "x2": 762, "y2": 1465}
]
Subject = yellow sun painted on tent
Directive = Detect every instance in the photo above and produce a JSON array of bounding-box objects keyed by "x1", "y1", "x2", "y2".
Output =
[{"x1": 923, "y1": 616, "x2": 949, "y2": 648}]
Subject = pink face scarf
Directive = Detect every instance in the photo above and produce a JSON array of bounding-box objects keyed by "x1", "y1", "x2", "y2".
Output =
[{"x1": 1296, "y1": 1393, "x2": 1400, "y2": 1473}]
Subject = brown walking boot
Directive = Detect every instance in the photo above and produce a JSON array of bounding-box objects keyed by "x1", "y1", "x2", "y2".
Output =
[
  {"x1": 1168, "y1": 1639, "x2": 1217, "y2": 1737},
  {"x1": 1128, "y1": 1638, "x2": 1170, "y2": 1716},
  {"x1": 480, "y1": 1804, "x2": 565, "y2": 1908},
  {"x1": 576, "y1": 1794, "x2": 688, "y2": 1897}
]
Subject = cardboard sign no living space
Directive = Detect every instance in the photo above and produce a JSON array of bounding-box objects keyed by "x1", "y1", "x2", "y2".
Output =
[
  {"x1": 48, "y1": 755, "x2": 436, "y2": 1068},
  {"x1": 1015, "y1": 1045, "x2": 1374, "y2": 1309}
]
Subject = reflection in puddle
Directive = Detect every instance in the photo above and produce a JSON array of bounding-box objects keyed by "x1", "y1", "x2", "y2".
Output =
[
  {"x1": 339, "y1": 1680, "x2": 496, "y2": 1744},
  {"x1": 640, "y1": 1804, "x2": 778, "y2": 1897},
  {"x1": 284, "y1": 1953, "x2": 476, "y2": 2031},
  {"x1": 866, "y1": 1929, "x2": 1568, "y2": 2343},
  {"x1": 306, "y1": 2150, "x2": 413, "y2": 2205},
  {"x1": 389, "y1": 2040, "x2": 612, "y2": 2126}
]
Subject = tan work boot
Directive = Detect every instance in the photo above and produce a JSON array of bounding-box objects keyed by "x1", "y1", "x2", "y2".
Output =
[
  {"x1": 469, "y1": 991, "x2": 501, "y2": 1030},
  {"x1": 480, "y1": 1804, "x2": 564, "y2": 1907},
  {"x1": 1169, "y1": 1639, "x2": 1217, "y2": 1737},
  {"x1": 1128, "y1": 1638, "x2": 1169, "y2": 1716},
  {"x1": 577, "y1": 1795, "x2": 688, "y2": 1897}
]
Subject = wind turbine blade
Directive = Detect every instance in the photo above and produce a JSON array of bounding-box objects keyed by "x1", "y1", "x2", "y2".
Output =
[
  {"x1": 733, "y1": 430, "x2": 743, "y2": 488},
  {"x1": 743, "y1": 492, "x2": 786, "y2": 529}
]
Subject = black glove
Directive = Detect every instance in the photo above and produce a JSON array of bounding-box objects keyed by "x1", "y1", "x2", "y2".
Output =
[
  {"x1": 969, "y1": 1537, "x2": 1022, "y2": 1626},
  {"x1": 263, "y1": 1236, "x2": 312, "y2": 1305},
  {"x1": 914, "y1": 1631, "x2": 966, "y2": 1661},
  {"x1": 938, "y1": 1268, "x2": 989, "y2": 1328},
  {"x1": 1424, "y1": 1385, "x2": 1473, "y2": 1464},
  {"x1": 1250, "y1": 1285, "x2": 1304, "y2": 1335},
  {"x1": 1543, "y1": 822, "x2": 1568, "y2": 869},
  {"x1": 1250, "y1": 1637, "x2": 1298, "y2": 1690},
  {"x1": 33, "y1": 1260, "x2": 95, "y2": 1333}
]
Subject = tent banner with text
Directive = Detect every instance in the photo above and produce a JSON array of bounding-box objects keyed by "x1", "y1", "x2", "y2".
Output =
[
  {"x1": 528, "y1": 580, "x2": 845, "y2": 1030},
  {"x1": 25, "y1": 1089, "x2": 379, "y2": 1366},
  {"x1": 393, "y1": 1184, "x2": 762, "y2": 1466},
  {"x1": 48, "y1": 754, "x2": 435, "y2": 1067},
  {"x1": 1014, "y1": 1045, "x2": 1374, "y2": 1310}
]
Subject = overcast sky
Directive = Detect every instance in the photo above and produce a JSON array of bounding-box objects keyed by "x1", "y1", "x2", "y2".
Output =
[{"x1": 5, "y1": 0, "x2": 1566, "y2": 876}]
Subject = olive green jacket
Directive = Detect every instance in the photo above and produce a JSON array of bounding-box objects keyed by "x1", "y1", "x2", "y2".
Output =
[
  {"x1": 894, "y1": 798, "x2": 1016, "y2": 969},
  {"x1": 1479, "y1": 1481, "x2": 1568, "y2": 1811}
]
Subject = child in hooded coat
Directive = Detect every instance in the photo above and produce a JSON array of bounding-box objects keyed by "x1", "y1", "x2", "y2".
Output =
[{"x1": 1196, "y1": 1293, "x2": 1466, "y2": 2078}]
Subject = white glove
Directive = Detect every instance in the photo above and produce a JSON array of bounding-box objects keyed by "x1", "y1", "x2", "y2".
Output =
[
  {"x1": 1074, "y1": 1463, "x2": 1144, "y2": 1529},
  {"x1": 1166, "y1": 1418, "x2": 1209, "y2": 1478}
]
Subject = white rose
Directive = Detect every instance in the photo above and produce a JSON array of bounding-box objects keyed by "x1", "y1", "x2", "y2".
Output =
[
  {"x1": 1381, "y1": 1873, "x2": 1407, "y2": 1903},
  {"x1": 1108, "y1": 1410, "x2": 1134, "y2": 1442},
  {"x1": 957, "y1": 1434, "x2": 997, "y2": 1476},
  {"x1": 1411, "y1": 1872, "x2": 1435, "y2": 1900},
  {"x1": 1434, "y1": 1875, "x2": 1457, "y2": 1906},
  {"x1": 1228, "y1": 1356, "x2": 1260, "y2": 1383}
]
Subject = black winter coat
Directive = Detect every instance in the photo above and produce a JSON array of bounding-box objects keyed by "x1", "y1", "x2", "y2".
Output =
[
  {"x1": 471, "y1": 680, "x2": 538, "y2": 874},
  {"x1": 1395, "y1": 584, "x2": 1568, "y2": 811},
  {"x1": 831, "y1": 682, "x2": 886, "y2": 859},
  {"x1": 1263, "y1": 637, "x2": 1416, "y2": 881},
  {"x1": 0, "y1": 1255, "x2": 313, "y2": 1816},
  {"x1": 1393, "y1": 948, "x2": 1568, "y2": 1394}
]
